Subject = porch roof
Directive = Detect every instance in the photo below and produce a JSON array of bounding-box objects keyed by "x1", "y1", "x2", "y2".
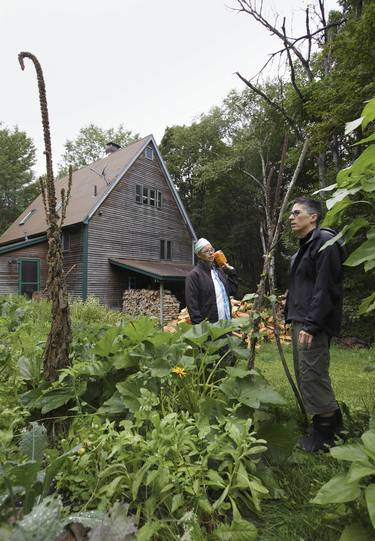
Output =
[{"x1": 109, "y1": 258, "x2": 193, "y2": 281}]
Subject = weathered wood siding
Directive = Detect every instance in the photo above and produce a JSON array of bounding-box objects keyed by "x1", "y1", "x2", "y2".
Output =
[
  {"x1": 0, "y1": 242, "x2": 48, "y2": 295},
  {"x1": 63, "y1": 225, "x2": 83, "y2": 300},
  {"x1": 0, "y1": 227, "x2": 83, "y2": 300},
  {"x1": 87, "y1": 144, "x2": 193, "y2": 307}
]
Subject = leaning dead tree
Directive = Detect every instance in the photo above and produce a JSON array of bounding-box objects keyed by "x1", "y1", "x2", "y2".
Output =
[
  {"x1": 19, "y1": 52, "x2": 72, "y2": 382},
  {"x1": 248, "y1": 135, "x2": 309, "y2": 421},
  {"x1": 235, "y1": 0, "x2": 347, "y2": 185}
]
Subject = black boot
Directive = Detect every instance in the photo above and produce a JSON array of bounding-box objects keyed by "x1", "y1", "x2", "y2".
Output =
[{"x1": 299, "y1": 413, "x2": 338, "y2": 452}]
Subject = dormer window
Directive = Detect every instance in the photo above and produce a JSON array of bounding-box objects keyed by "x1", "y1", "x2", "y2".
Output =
[
  {"x1": 145, "y1": 146, "x2": 154, "y2": 160},
  {"x1": 19, "y1": 209, "x2": 36, "y2": 226}
]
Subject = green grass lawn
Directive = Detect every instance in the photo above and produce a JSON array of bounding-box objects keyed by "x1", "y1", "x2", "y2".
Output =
[{"x1": 254, "y1": 342, "x2": 375, "y2": 541}]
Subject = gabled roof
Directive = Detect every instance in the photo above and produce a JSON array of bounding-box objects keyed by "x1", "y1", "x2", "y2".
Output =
[{"x1": 0, "y1": 135, "x2": 196, "y2": 246}]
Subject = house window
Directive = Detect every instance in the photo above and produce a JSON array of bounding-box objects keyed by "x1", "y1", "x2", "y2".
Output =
[
  {"x1": 145, "y1": 146, "x2": 154, "y2": 160},
  {"x1": 19, "y1": 209, "x2": 36, "y2": 226},
  {"x1": 157, "y1": 191, "x2": 162, "y2": 209},
  {"x1": 160, "y1": 239, "x2": 172, "y2": 260},
  {"x1": 19, "y1": 259, "x2": 40, "y2": 299},
  {"x1": 142, "y1": 186, "x2": 149, "y2": 205},
  {"x1": 61, "y1": 231, "x2": 70, "y2": 252},
  {"x1": 136, "y1": 184, "x2": 161, "y2": 208},
  {"x1": 149, "y1": 188, "x2": 156, "y2": 207}
]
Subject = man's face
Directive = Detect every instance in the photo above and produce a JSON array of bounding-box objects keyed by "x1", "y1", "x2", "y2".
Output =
[
  {"x1": 289, "y1": 204, "x2": 317, "y2": 238},
  {"x1": 198, "y1": 243, "x2": 215, "y2": 263}
]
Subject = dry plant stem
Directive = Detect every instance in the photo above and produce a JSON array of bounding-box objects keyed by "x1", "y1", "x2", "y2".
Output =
[
  {"x1": 247, "y1": 138, "x2": 310, "y2": 370},
  {"x1": 18, "y1": 52, "x2": 72, "y2": 382}
]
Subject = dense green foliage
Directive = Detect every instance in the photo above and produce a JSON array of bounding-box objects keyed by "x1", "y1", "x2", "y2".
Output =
[
  {"x1": 320, "y1": 96, "x2": 375, "y2": 324},
  {"x1": 0, "y1": 296, "x2": 374, "y2": 539},
  {"x1": 0, "y1": 125, "x2": 39, "y2": 235},
  {"x1": 57, "y1": 124, "x2": 139, "y2": 177}
]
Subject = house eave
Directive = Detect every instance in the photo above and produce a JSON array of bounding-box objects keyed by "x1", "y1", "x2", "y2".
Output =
[{"x1": 0, "y1": 235, "x2": 48, "y2": 255}]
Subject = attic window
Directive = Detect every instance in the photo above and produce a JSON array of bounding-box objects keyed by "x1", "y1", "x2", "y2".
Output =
[
  {"x1": 145, "y1": 146, "x2": 154, "y2": 160},
  {"x1": 19, "y1": 209, "x2": 36, "y2": 226}
]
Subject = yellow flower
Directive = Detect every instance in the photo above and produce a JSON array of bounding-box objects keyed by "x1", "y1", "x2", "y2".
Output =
[{"x1": 171, "y1": 366, "x2": 187, "y2": 378}]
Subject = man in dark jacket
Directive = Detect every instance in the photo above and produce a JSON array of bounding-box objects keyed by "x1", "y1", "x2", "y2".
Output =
[
  {"x1": 185, "y1": 238, "x2": 239, "y2": 324},
  {"x1": 286, "y1": 197, "x2": 346, "y2": 452}
]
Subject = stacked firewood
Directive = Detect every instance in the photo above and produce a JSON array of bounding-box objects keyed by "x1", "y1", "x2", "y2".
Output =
[
  {"x1": 164, "y1": 297, "x2": 291, "y2": 343},
  {"x1": 123, "y1": 289, "x2": 180, "y2": 322}
]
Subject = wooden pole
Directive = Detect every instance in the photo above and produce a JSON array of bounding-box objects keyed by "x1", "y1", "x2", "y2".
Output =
[{"x1": 159, "y1": 281, "x2": 164, "y2": 328}]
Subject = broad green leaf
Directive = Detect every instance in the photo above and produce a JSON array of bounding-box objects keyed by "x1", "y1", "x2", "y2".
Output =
[
  {"x1": 62, "y1": 509, "x2": 105, "y2": 530},
  {"x1": 347, "y1": 463, "x2": 375, "y2": 483},
  {"x1": 339, "y1": 522, "x2": 375, "y2": 541},
  {"x1": 322, "y1": 198, "x2": 352, "y2": 226},
  {"x1": 354, "y1": 133, "x2": 375, "y2": 145},
  {"x1": 258, "y1": 420, "x2": 297, "y2": 464},
  {"x1": 364, "y1": 259, "x2": 375, "y2": 272},
  {"x1": 344, "y1": 238, "x2": 375, "y2": 267},
  {"x1": 362, "y1": 430, "x2": 375, "y2": 460},
  {"x1": 5, "y1": 461, "x2": 39, "y2": 492},
  {"x1": 11, "y1": 496, "x2": 64, "y2": 541},
  {"x1": 242, "y1": 293, "x2": 258, "y2": 302},
  {"x1": 208, "y1": 319, "x2": 238, "y2": 340},
  {"x1": 137, "y1": 521, "x2": 162, "y2": 541},
  {"x1": 40, "y1": 382, "x2": 86, "y2": 414},
  {"x1": 149, "y1": 357, "x2": 170, "y2": 378},
  {"x1": 17, "y1": 355, "x2": 42, "y2": 382},
  {"x1": 97, "y1": 391, "x2": 128, "y2": 415},
  {"x1": 365, "y1": 484, "x2": 375, "y2": 529},
  {"x1": 123, "y1": 317, "x2": 157, "y2": 344},
  {"x1": 361, "y1": 176, "x2": 375, "y2": 192},
  {"x1": 131, "y1": 461, "x2": 153, "y2": 500},
  {"x1": 171, "y1": 493, "x2": 184, "y2": 513},
  {"x1": 326, "y1": 187, "x2": 361, "y2": 209},
  {"x1": 312, "y1": 473, "x2": 361, "y2": 504},
  {"x1": 182, "y1": 322, "x2": 210, "y2": 345},
  {"x1": 94, "y1": 326, "x2": 122, "y2": 357},
  {"x1": 225, "y1": 365, "x2": 251, "y2": 378},
  {"x1": 206, "y1": 469, "x2": 225, "y2": 488},
  {"x1": 361, "y1": 98, "x2": 375, "y2": 129},
  {"x1": 19, "y1": 422, "x2": 47, "y2": 463},
  {"x1": 359, "y1": 292, "x2": 375, "y2": 314},
  {"x1": 330, "y1": 444, "x2": 370, "y2": 463},
  {"x1": 116, "y1": 378, "x2": 143, "y2": 412}
]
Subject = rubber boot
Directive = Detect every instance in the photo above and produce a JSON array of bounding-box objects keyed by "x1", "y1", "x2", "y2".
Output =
[{"x1": 299, "y1": 413, "x2": 338, "y2": 452}]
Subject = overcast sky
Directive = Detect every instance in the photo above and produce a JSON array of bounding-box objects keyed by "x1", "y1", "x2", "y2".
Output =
[{"x1": 1, "y1": 0, "x2": 338, "y2": 176}]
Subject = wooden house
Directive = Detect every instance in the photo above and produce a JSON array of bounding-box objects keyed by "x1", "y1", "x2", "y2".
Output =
[{"x1": 0, "y1": 135, "x2": 196, "y2": 312}]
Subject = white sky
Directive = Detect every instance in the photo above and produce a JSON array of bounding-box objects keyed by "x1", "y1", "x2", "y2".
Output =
[{"x1": 1, "y1": 0, "x2": 338, "y2": 176}]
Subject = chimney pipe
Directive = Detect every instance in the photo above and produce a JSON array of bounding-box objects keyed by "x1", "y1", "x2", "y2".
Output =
[{"x1": 105, "y1": 142, "x2": 121, "y2": 155}]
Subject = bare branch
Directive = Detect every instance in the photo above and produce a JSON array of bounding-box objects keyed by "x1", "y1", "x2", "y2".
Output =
[
  {"x1": 236, "y1": 71, "x2": 302, "y2": 138},
  {"x1": 281, "y1": 17, "x2": 304, "y2": 102}
]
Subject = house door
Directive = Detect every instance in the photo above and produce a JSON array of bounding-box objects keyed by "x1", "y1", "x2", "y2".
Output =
[{"x1": 19, "y1": 259, "x2": 40, "y2": 298}]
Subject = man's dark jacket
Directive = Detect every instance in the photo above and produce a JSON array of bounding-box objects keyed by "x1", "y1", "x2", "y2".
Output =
[
  {"x1": 185, "y1": 260, "x2": 239, "y2": 324},
  {"x1": 285, "y1": 227, "x2": 346, "y2": 336}
]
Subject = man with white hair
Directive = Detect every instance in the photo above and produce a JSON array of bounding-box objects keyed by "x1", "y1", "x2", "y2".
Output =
[{"x1": 185, "y1": 238, "x2": 239, "y2": 324}]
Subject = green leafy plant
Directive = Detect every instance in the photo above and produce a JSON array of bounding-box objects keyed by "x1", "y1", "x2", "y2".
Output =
[
  {"x1": 312, "y1": 426, "x2": 375, "y2": 539},
  {"x1": 0, "y1": 422, "x2": 82, "y2": 520},
  {"x1": 318, "y1": 96, "x2": 375, "y2": 315}
]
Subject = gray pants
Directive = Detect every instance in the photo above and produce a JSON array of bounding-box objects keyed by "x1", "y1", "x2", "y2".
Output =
[{"x1": 292, "y1": 322, "x2": 338, "y2": 416}]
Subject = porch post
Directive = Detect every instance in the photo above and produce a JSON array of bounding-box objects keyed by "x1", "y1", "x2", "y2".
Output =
[{"x1": 159, "y1": 280, "x2": 164, "y2": 328}]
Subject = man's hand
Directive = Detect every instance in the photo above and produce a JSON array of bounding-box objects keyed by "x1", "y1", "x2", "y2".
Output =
[{"x1": 298, "y1": 329, "x2": 313, "y2": 349}]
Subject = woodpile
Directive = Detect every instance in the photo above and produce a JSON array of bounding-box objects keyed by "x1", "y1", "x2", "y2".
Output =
[
  {"x1": 123, "y1": 288, "x2": 180, "y2": 322},
  {"x1": 164, "y1": 296, "x2": 291, "y2": 344}
]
